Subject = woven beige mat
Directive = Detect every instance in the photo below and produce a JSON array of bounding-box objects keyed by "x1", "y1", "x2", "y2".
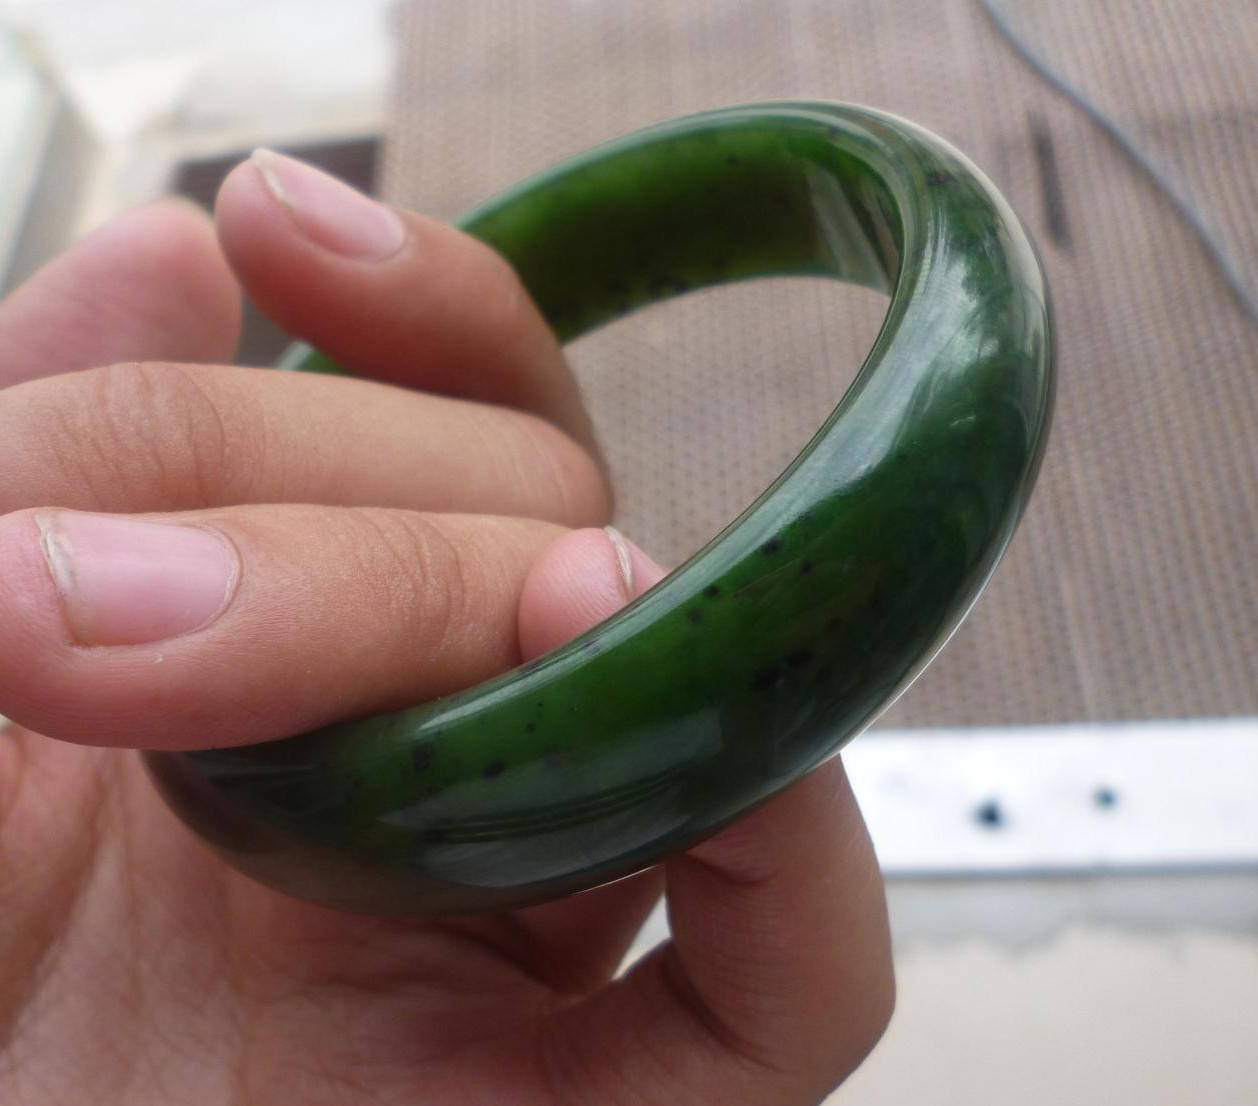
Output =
[{"x1": 383, "y1": 0, "x2": 1258, "y2": 727}]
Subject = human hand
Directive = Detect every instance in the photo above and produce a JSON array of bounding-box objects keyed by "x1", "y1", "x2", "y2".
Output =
[{"x1": 0, "y1": 154, "x2": 892, "y2": 1104}]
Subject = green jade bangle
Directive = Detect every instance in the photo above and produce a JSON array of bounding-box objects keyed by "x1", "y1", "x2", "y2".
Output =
[{"x1": 145, "y1": 102, "x2": 1054, "y2": 916}]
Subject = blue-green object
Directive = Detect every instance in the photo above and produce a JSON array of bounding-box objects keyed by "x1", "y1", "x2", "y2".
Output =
[{"x1": 145, "y1": 102, "x2": 1054, "y2": 916}]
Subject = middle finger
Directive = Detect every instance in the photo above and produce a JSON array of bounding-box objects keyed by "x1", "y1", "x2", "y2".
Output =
[{"x1": 0, "y1": 362, "x2": 609, "y2": 524}]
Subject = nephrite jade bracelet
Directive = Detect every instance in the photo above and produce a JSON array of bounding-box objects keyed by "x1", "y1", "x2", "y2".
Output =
[{"x1": 145, "y1": 102, "x2": 1053, "y2": 916}]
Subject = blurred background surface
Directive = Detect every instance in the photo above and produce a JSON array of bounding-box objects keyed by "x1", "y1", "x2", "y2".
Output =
[{"x1": 2, "y1": 2, "x2": 1255, "y2": 1102}]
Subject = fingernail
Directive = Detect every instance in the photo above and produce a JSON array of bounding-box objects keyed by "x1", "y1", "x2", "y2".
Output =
[
  {"x1": 251, "y1": 148, "x2": 406, "y2": 261},
  {"x1": 603, "y1": 525, "x2": 635, "y2": 595},
  {"x1": 38, "y1": 513, "x2": 240, "y2": 646},
  {"x1": 603, "y1": 525, "x2": 668, "y2": 600}
]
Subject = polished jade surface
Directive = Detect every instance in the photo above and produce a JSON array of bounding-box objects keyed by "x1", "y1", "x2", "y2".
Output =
[{"x1": 145, "y1": 102, "x2": 1054, "y2": 915}]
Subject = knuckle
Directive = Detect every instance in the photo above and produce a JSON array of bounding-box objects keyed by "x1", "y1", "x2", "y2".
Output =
[
  {"x1": 475, "y1": 242, "x2": 533, "y2": 333},
  {"x1": 347, "y1": 509, "x2": 470, "y2": 660},
  {"x1": 88, "y1": 362, "x2": 233, "y2": 507},
  {"x1": 43, "y1": 362, "x2": 235, "y2": 509},
  {"x1": 856, "y1": 966, "x2": 896, "y2": 1056},
  {"x1": 827, "y1": 957, "x2": 896, "y2": 1087},
  {"x1": 514, "y1": 415, "x2": 611, "y2": 526}
]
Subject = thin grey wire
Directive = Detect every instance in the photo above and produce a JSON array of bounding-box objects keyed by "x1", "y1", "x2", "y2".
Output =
[{"x1": 980, "y1": 0, "x2": 1258, "y2": 326}]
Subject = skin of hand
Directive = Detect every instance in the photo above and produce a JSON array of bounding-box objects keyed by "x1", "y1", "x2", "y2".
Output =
[{"x1": 0, "y1": 153, "x2": 893, "y2": 1105}]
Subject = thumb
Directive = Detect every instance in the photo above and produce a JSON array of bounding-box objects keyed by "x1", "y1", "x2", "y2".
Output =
[{"x1": 517, "y1": 525, "x2": 669, "y2": 659}]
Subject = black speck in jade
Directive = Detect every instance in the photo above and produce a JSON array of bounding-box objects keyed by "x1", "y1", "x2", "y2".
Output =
[
  {"x1": 751, "y1": 667, "x2": 783, "y2": 694},
  {"x1": 687, "y1": 608, "x2": 704, "y2": 625},
  {"x1": 144, "y1": 102, "x2": 1053, "y2": 919}
]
